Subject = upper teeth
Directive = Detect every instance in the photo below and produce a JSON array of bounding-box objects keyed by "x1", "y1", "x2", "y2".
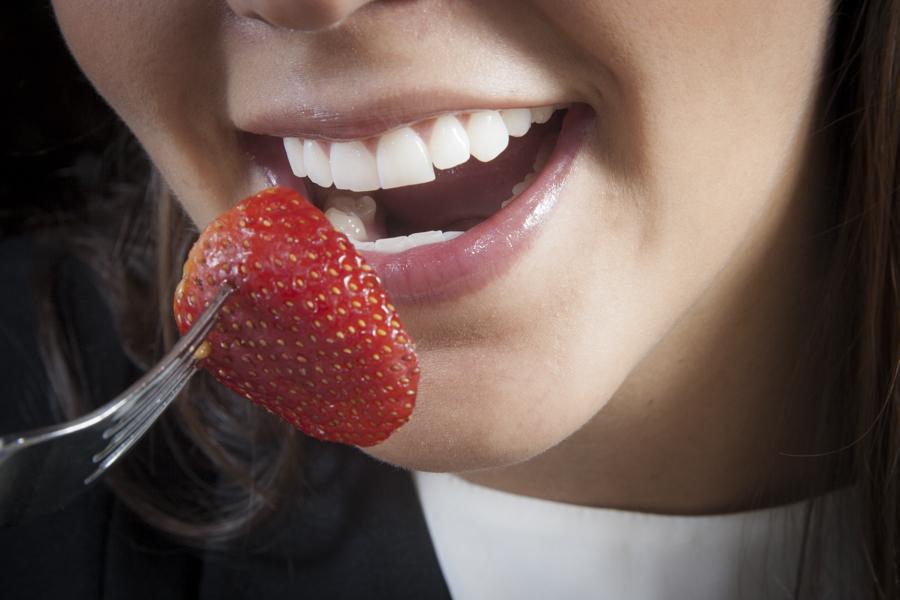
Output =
[{"x1": 283, "y1": 105, "x2": 561, "y2": 193}]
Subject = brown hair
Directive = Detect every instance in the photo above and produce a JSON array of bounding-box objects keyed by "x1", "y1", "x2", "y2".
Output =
[
  {"x1": 5, "y1": 0, "x2": 899, "y2": 595},
  {"x1": 818, "y1": 0, "x2": 900, "y2": 596}
]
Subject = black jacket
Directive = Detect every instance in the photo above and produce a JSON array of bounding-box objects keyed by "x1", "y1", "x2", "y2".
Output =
[{"x1": 0, "y1": 236, "x2": 451, "y2": 600}]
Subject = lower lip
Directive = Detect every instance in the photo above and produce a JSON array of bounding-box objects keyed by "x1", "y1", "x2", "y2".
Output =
[{"x1": 361, "y1": 103, "x2": 594, "y2": 304}]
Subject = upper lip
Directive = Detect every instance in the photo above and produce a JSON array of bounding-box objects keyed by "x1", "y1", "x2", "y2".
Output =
[{"x1": 234, "y1": 89, "x2": 565, "y2": 141}]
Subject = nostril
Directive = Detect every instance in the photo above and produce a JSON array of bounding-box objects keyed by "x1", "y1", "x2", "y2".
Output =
[{"x1": 227, "y1": 0, "x2": 376, "y2": 31}]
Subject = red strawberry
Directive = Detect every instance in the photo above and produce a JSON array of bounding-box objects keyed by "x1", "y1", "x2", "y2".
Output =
[{"x1": 172, "y1": 187, "x2": 418, "y2": 447}]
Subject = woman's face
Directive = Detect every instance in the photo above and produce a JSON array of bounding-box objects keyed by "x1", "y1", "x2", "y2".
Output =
[{"x1": 52, "y1": 0, "x2": 832, "y2": 474}]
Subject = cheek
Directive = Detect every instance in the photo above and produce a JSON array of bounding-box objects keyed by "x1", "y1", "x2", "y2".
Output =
[
  {"x1": 52, "y1": 0, "x2": 248, "y2": 224},
  {"x1": 54, "y1": 1, "x2": 158, "y2": 123},
  {"x1": 52, "y1": 1, "x2": 219, "y2": 120}
]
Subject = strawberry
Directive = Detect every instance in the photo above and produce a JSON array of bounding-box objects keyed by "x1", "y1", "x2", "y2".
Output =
[{"x1": 172, "y1": 187, "x2": 418, "y2": 447}]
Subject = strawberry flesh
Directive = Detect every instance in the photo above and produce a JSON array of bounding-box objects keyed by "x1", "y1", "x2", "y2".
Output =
[{"x1": 173, "y1": 187, "x2": 418, "y2": 446}]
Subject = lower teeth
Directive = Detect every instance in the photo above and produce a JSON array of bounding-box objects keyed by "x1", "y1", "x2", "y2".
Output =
[
  {"x1": 352, "y1": 230, "x2": 464, "y2": 254},
  {"x1": 498, "y1": 129, "x2": 557, "y2": 210},
  {"x1": 321, "y1": 193, "x2": 466, "y2": 253}
]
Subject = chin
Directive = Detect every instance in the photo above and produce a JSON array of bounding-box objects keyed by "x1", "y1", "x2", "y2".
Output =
[{"x1": 358, "y1": 362, "x2": 611, "y2": 474}]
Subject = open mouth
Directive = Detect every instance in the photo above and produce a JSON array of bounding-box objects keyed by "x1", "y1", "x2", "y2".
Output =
[
  {"x1": 243, "y1": 103, "x2": 593, "y2": 301},
  {"x1": 281, "y1": 106, "x2": 564, "y2": 252}
]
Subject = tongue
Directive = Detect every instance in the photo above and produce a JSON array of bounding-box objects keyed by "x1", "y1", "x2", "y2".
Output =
[{"x1": 375, "y1": 113, "x2": 562, "y2": 235}]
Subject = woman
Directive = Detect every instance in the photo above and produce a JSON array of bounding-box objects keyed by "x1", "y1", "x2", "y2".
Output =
[{"x1": 1, "y1": 0, "x2": 897, "y2": 598}]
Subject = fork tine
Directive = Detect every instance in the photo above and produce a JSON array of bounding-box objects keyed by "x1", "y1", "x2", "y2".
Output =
[
  {"x1": 83, "y1": 285, "x2": 233, "y2": 485},
  {"x1": 99, "y1": 285, "x2": 232, "y2": 435},
  {"x1": 100, "y1": 341, "x2": 202, "y2": 442},
  {"x1": 98, "y1": 285, "x2": 233, "y2": 441},
  {"x1": 85, "y1": 364, "x2": 199, "y2": 484},
  {"x1": 101, "y1": 358, "x2": 191, "y2": 441},
  {"x1": 92, "y1": 356, "x2": 197, "y2": 464}
]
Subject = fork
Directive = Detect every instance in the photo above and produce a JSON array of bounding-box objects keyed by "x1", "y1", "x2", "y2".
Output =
[{"x1": 0, "y1": 285, "x2": 233, "y2": 528}]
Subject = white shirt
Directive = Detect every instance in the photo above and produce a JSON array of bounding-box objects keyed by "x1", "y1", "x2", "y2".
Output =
[{"x1": 413, "y1": 471, "x2": 861, "y2": 600}]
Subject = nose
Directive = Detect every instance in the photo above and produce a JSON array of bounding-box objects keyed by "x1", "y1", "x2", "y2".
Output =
[{"x1": 227, "y1": 0, "x2": 379, "y2": 31}]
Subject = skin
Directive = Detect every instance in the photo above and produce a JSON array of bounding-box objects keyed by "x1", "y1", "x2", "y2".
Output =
[{"x1": 52, "y1": 0, "x2": 836, "y2": 513}]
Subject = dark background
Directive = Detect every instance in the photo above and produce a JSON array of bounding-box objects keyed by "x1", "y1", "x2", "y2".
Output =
[{"x1": 1, "y1": 4, "x2": 117, "y2": 236}]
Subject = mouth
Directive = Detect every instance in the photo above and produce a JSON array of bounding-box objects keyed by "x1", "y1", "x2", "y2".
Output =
[{"x1": 243, "y1": 103, "x2": 594, "y2": 303}]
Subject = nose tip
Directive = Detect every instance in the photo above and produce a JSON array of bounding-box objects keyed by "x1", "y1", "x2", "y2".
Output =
[{"x1": 227, "y1": 0, "x2": 377, "y2": 31}]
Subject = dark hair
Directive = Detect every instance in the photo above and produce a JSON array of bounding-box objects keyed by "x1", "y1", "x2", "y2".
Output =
[
  {"x1": 4, "y1": 0, "x2": 899, "y2": 596},
  {"x1": 4, "y1": 4, "x2": 304, "y2": 544},
  {"x1": 818, "y1": 1, "x2": 900, "y2": 596}
]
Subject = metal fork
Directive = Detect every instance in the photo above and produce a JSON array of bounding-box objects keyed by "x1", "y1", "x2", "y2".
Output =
[{"x1": 0, "y1": 285, "x2": 232, "y2": 528}]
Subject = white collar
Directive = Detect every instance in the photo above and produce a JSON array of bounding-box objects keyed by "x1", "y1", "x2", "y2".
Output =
[{"x1": 413, "y1": 471, "x2": 859, "y2": 600}]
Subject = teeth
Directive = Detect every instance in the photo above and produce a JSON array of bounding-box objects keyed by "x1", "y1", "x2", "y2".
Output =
[
  {"x1": 283, "y1": 137, "x2": 307, "y2": 177},
  {"x1": 352, "y1": 230, "x2": 465, "y2": 253},
  {"x1": 285, "y1": 105, "x2": 563, "y2": 191},
  {"x1": 303, "y1": 140, "x2": 332, "y2": 188},
  {"x1": 323, "y1": 194, "x2": 377, "y2": 228},
  {"x1": 531, "y1": 106, "x2": 554, "y2": 124},
  {"x1": 323, "y1": 194, "x2": 386, "y2": 240},
  {"x1": 373, "y1": 236, "x2": 410, "y2": 253},
  {"x1": 502, "y1": 168, "x2": 540, "y2": 210},
  {"x1": 377, "y1": 127, "x2": 436, "y2": 189},
  {"x1": 533, "y1": 133, "x2": 555, "y2": 172},
  {"x1": 406, "y1": 230, "x2": 445, "y2": 247},
  {"x1": 500, "y1": 109, "x2": 532, "y2": 137},
  {"x1": 510, "y1": 180, "x2": 528, "y2": 197},
  {"x1": 330, "y1": 141, "x2": 380, "y2": 192},
  {"x1": 466, "y1": 110, "x2": 509, "y2": 162},
  {"x1": 511, "y1": 172, "x2": 536, "y2": 197},
  {"x1": 428, "y1": 115, "x2": 470, "y2": 170},
  {"x1": 324, "y1": 207, "x2": 367, "y2": 240}
]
